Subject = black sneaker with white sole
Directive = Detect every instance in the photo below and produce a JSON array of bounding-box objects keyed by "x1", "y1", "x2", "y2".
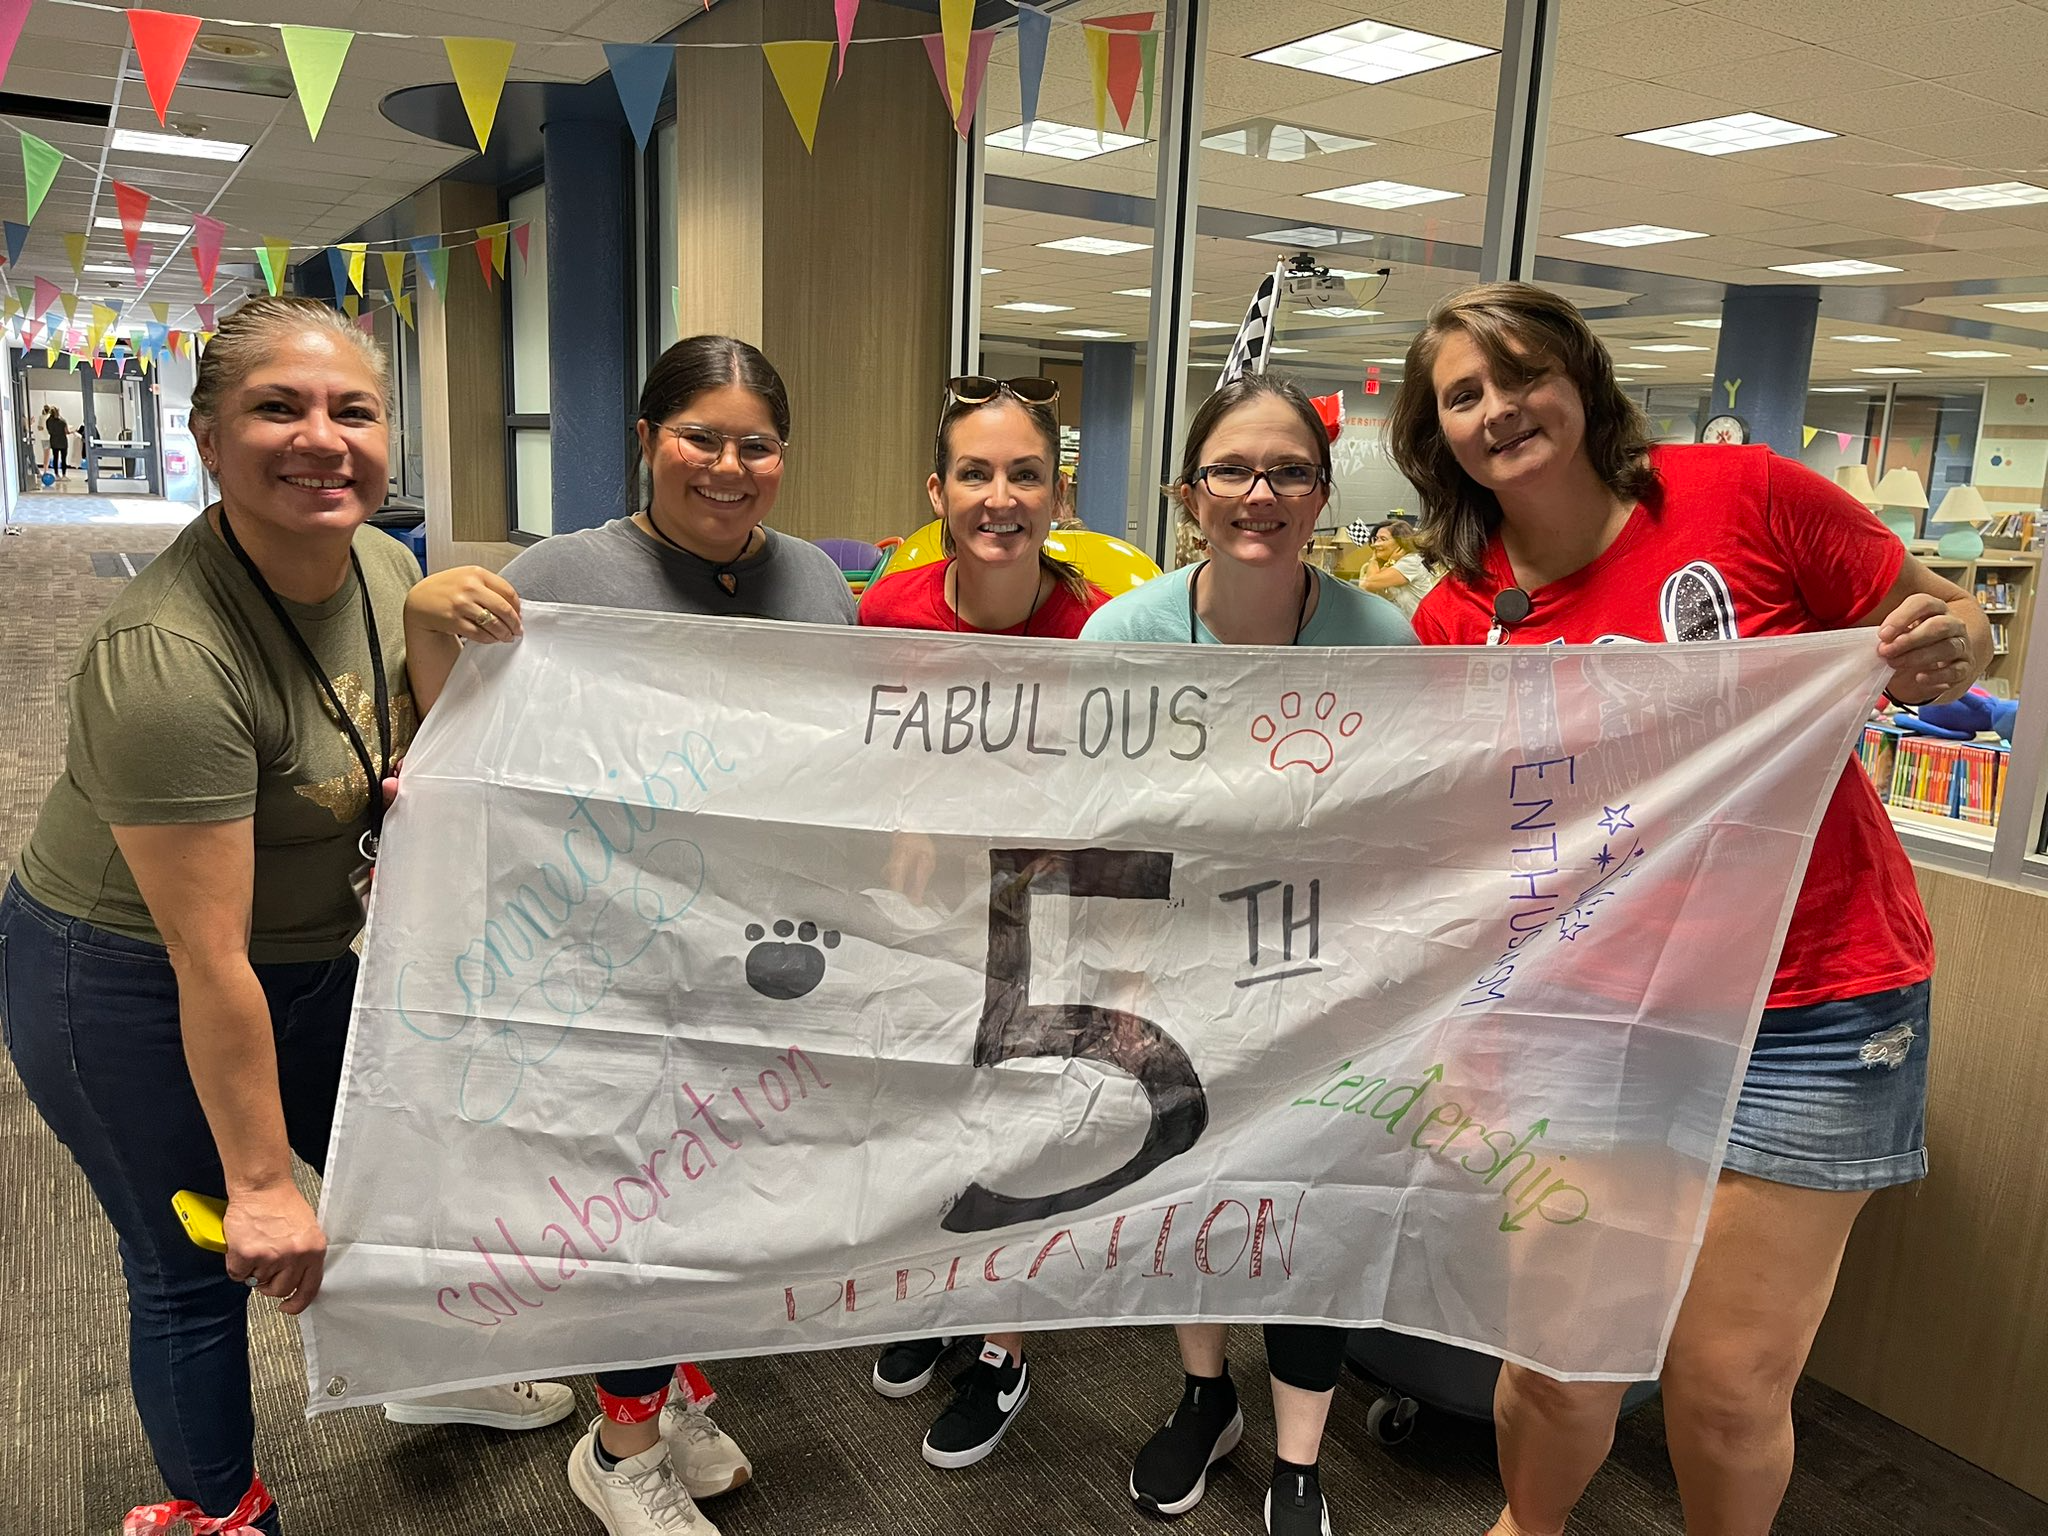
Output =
[
  {"x1": 921, "y1": 1342, "x2": 1030, "y2": 1469},
  {"x1": 1266, "y1": 1465, "x2": 1334, "y2": 1536},
  {"x1": 873, "y1": 1336, "x2": 953, "y2": 1399},
  {"x1": 1129, "y1": 1366, "x2": 1244, "y2": 1516}
]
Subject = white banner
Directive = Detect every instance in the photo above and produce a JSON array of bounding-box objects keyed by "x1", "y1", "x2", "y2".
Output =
[{"x1": 303, "y1": 606, "x2": 1884, "y2": 1410}]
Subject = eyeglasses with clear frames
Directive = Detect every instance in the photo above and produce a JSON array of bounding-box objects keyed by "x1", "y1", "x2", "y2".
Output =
[
  {"x1": 1194, "y1": 463, "x2": 1327, "y2": 498},
  {"x1": 660, "y1": 424, "x2": 787, "y2": 470}
]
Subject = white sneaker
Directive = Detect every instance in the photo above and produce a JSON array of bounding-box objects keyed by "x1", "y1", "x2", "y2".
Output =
[
  {"x1": 568, "y1": 1417, "x2": 721, "y2": 1536},
  {"x1": 383, "y1": 1379, "x2": 576, "y2": 1430},
  {"x1": 659, "y1": 1396, "x2": 752, "y2": 1499}
]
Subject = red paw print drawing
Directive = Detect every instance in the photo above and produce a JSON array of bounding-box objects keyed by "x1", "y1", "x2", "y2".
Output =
[{"x1": 1251, "y1": 691, "x2": 1362, "y2": 774}]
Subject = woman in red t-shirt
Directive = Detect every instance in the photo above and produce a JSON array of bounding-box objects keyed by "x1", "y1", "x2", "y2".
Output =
[
  {"x1": 1386, "y1": 283, "x2": 1989, "y2": 1536},
  {"x1": 855, "y1": 377, "x2": 1107, "y2": 1473}
]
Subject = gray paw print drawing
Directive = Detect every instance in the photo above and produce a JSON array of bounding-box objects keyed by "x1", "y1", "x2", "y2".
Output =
[{"x1": 744, "y1": 919, "x2": 841, "y2": 1000}]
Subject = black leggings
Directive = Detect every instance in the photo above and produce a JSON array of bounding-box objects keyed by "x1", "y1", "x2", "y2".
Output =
[
  {"x1": 597, "y1": 1364, "x2": 680, "y2": 1398},
  {"x1": 47, "y1": 439, "x2": 66, "y2": 475},
  {"x1": 1262, "y1": 1324, "x2": 1350, "y2": 1394}
]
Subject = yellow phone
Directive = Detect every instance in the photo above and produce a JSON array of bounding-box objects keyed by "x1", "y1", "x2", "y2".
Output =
[{"x1": 172, "y1": 1190, "x2": 228, "y2": 1254}]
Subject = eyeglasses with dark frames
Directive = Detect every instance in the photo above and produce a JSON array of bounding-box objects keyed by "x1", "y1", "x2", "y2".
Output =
[{"x1": 1193, "y1": 463, "x2": 1327, "y2": 498}]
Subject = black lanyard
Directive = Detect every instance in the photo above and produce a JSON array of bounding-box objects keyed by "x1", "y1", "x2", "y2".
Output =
[
  {"x1": 217, "y1": 509, "x2": 392, "y2": 861},
  {"x1": 1186, "y1": 559, "x2": 1313, "y2": 645}
]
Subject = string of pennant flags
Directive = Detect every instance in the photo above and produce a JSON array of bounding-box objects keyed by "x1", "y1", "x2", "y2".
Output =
[{"x1": 1657, "y1": 416, "x2": 1967, "y2": 461}]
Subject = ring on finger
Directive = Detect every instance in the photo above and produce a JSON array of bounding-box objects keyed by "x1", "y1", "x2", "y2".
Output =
[{"x1": 474, "y1": 608, "x2": 496, "y2": 626}]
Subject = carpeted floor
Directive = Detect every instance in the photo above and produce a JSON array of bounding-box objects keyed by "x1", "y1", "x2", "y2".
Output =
[{"x1": 3, "y1": 522, "x2": 2045, "y2": 1536}]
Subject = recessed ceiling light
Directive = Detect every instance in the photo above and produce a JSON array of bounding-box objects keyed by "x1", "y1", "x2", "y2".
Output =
[
  {"x1": 1203, "y1": 123, "x2": 1373, "y2": 161},
  {"x1": 1808, "y1": 387, "x2": 1869, "y2": 393},
  {"x1": 1896, "y1": 181, "x2": 2048, "y2": 211},
  {"x1": 93, "y1": 214, "x2": 190, "y2": 236},
  {"x1": 1250, "y1": 20, "x2": 1496, "y2": 85},
  {"x1": 1270, "y1": 346, "x2": 1307, "y2": 355},
  {"x1": 1117, "y1": 287, "x2": 1202, "y2": 299},
  {"x1": 111, "y1": 126, "x2": 249, "y2": 162},
  {"x1": 1249, "y1": 226, "x2": 1370, "y2": 248},
  {"x1": 986, "y1": 122, "x2": 1146, "y2": 160},
  {"x1": 980, "y1": 267, "x2": 1001, "y2": 276},
  {"x1": 1563, "y1": 224, "x2": 1706, "y2": 247},
  {"x1": 1614, "y1": 362, "x2": 1667, "y2": 370},
  {"x1": 2028, "y1": 365, "x2": 2048, "y2": 372},
  {"x1": 1929, "y1": 349, "x2": 2010, "y2": 359},
  {"x1": 1059, "y1": 328, "x2": 1127, "y2": 339},
  {"x1": 1366, "y1": 356, "x2": 1407, "y2": 364},
  {"x1": 1304, "y1": 306, "x2": 1383, "y2": 318},
  {"x1": 1986, "y1": 300, "x2": 2048, "y2": 313},
  {"x1": 1632, "y1": 343, "x2": 1710, "y2": 352},
  {"x1": 1771, "y1": 260, "x2": 1901, "y2": 277},
  {"x1": 1189, "y1": 319, "x2": 1235, "y2": 329},
  {"x1": 1674, "y1": 318, "x2": 1723, "y2": 329},
  {"x1": 1307, "y1": 179, "x2": 1461, "y2": 210},
  {"x1": 1854, "y1": 367, "x2": 1922, "y2": 375},
  {"x1": 996, "y1": 301, "x2": 1073, "y2": 313},
  {"x1": 82, "y1": 262, "x2": 133, "y2": 275},
  {"x1": 1038, "y1": 235, "x2": 1151, "y2": 255},
  {"x1": 1832, "y1": 335, "x2": 1899, "y2": 343},
  {"x1": 1623, "y1": 113, "x2": 1833, "y2": 157}
]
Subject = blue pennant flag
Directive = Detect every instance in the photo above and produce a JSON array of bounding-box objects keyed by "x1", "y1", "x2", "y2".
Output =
[
  {"x1": 408, "y1": 236, "x2": 441, "y2": 291},
  {"x1": 603, "y1": 42, "x2": 674, "y2": 154},
  {"x1": 325, "y1": 247, "x2": 349, "y2": 306},
  {"x1": 1016, "y1": 5, "x2": 1051, "y2": 148},
  {"x1": 2, "y1": 220, "x2": 27, "y2": 266}
]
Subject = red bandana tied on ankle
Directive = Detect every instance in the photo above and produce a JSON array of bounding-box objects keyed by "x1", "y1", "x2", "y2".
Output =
[{"x1": 125, "y1": 1475, "x2": 273, "y2": 1535}]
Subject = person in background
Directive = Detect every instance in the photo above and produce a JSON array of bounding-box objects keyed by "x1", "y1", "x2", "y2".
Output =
[
  {"x1": 855, "y1": 374, "x2": 1109, "y2": 1472},
  {"x1": 1083, "y1": 372, "x2": 1415, "y2": 1536},
  {"x1": 1387, "y1": 281, "x2": 1987, "y2": 1536},
  {"x1": 408, "y1": 333, "x2": 854, "y2": 1536},
  {"x1": 46, "y1": 402, "x2": 70, "y2": 478},
  {"x1": 0, "y1": 297, "x2": 568, "y2": 1536},
  {"x1": 1357, "y1": 517, "x2": 1436, "y2": 621}
]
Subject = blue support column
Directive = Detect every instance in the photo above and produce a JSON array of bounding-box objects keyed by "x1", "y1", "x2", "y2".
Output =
[
  {"x1": 1076, "y1": 340, "x2": 1135, "y2": 536},
  {"x1": 1711, "y1": 286, "x2": 1820, "y2": 458},
  {"x1": 542, "y1": 114, "x2": 633, "y2": 533}
]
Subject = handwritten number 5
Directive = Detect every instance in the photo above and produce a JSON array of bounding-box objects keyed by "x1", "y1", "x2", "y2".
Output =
[{"x1": 942, "y1": 847, "x2": 1209, "y2": 1234}]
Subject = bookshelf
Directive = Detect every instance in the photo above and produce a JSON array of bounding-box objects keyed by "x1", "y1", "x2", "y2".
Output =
[{"x1": 1912, "y1": 547, "x2": 2037, "y2": 698}]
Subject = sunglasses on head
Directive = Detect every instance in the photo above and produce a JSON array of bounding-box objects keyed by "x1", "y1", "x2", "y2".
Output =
[{"x1": 946, "y1": 376, "x2": 1061, "y2": 408}]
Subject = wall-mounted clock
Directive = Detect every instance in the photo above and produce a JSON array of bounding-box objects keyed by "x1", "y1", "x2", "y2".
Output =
[{"x1": 1701, "y1": 414, "x2": 1749, "y2": 446}]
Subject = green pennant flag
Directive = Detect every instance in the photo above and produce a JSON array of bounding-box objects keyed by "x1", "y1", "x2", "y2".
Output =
[
  {"x1": 1139, "y1": 32, "x2": 1157, "y2": 137},
  {"x1": 426, "y1": 246, "x2": 449, "y2": 293},
  {"x1": 21, "y1": 133, "x2": 62, "y2": 222},
  {"x1": 278, "y1": 26, "x2": 355, "y2": 142}
]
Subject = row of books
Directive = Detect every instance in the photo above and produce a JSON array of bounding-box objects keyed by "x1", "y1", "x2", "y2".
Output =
[
  {"x1": 1981, "y1": 512, "x2": 2035, "y2": 542},
  {"x1": 1973, "y1": 578, "x2": 2021, "y2": 610},
  {"x1": 1859, "y1": 724, "x2": 2009, "y2": 825}
]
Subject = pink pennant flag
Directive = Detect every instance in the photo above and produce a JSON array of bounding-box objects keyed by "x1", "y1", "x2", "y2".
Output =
[
  {"x1": 511, "y1": 221, "x2": 530, "y2": 268},
  {"x1": 129, "y1": 239, "x2": 153, "y2": 285},
  {"x1": 834, "y1": 0, "x2": 859, "y2": 79},
  {"x1": 191, "y1": 214, "x2": 224, "y2": 296},
  {"x1": 0, "y1": 0, "x2": 33, "y2": 90},
  {"x1": 197, "y1": 303, "x2": 216, "y2": 332},
  {"x1": 355, "y1": 311, "x2": 375, "y2": 335},
  {"x1": 31, "y1": 274, "x2": 59, "y2": 320},
  {"x1": 921, "y1": 29, "x2": 997, "y2": 136},
  {"x1": 1837, "y1": 433, "x2": 1852, "y2": 454}
]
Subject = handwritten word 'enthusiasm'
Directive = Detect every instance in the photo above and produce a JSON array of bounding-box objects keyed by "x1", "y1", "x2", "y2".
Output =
[
  {"x1": 434, "y1": 1047, "x2": 830, "y2": 1329},
  {"x1": 781, "y1": 1192, "x2": 1305, "y2": 1324},
  {"x1": 1465, "y1": 754, "x2": 1576, "y2": 1008},
  {"x1": 1293, "y1": 1061, "x2": 1589, "y2": 1233},
  {"x1": 864, "y1": 682, "x2": 1210, "y2": 762}
]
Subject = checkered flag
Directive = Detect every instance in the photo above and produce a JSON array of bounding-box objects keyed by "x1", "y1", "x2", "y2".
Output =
[{"x1": 1221, "y1": 261, "x2": 1286, "y2": 385}]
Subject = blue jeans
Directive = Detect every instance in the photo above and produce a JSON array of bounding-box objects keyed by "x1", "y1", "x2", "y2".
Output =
[{"x1": 0, "y1": 879, "x2": 357, "y2": 1535}]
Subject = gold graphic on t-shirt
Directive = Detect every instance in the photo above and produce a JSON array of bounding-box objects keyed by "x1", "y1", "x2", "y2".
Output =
[{"x1": 294, "y1": 671, "x2": 421, "y2": 822}]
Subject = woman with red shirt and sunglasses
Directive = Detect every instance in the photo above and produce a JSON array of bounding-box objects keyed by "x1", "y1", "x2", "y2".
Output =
[{"x1": 1388, "y1": 282, "x2": 1987, "y2": 1536}]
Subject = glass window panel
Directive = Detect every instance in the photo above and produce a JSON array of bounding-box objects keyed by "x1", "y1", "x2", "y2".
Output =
[
  {"x1": 656, "y1": 120, "x2": 678, "y2": 355},
  {"x1": 509, "y1": 183, "x2": 550, "y2": 416},
  {"x1": 513, "y1": 427, "x2": 553, "y2": 537}
]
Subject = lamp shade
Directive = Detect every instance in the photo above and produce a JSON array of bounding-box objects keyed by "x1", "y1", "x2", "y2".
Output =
[
  {"x1": 1873, "y1": 467, "x2": 1930, "y2": 509},
  {"x1": 1934, "y1": 483, "x2": 1992, "y2": 526},
  {"x1": 1836, "y1": 464, "x2": 1879, "y2": 505}
]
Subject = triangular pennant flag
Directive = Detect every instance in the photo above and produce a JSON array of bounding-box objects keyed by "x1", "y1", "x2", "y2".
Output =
[
  {"x1": 1838, "y1": 433, "x2": 1853, "y2": 454},
  {"x1": 342, "y1": 293, "x2": 359, "y2": 319},
  {"x1": 473, "y1": 234, "x2": 495, "y2": 288},
  {"x1": 1083, "y1": 27, "x2": 1110, "y2": 137},
  {"x1": 196, "y1": 303, "x2": 215, "y2": 331},
  {"x1": 325, "y1": 246, "x2": 349, "y2": 303},
  {"x1": 278, "y1": 26, "x2": 353, "y2": 141},
  {"x1": 479, "y1": 222, "x2": 510, "y2": 279},
  {"x1": 63, "y1": 230, "x2": 86, "y2": 275},
  {"x1": 380, "y1": 250, "x2": 406, "y2": 294},
  {"x1": 396, "y1": 291, "x2": 414, "y2": 329},
  {"x1": 341, "y1": 240, "x2": 367, "y2": 294},
  {"x1": 762, "y1": 41, "x2": 834, "y2": 154},
  {"x1": 20, "y1": 133, "x2": 62, "y2": 222},
  {"x1": 921, "y1": 31, "x2": 996, "y2": 137},
  {"x1": 426, "y1": 246, "x2": 449, "y2": 294},
  {"x1": 3, "y1": 220, "x2": 27, "y2": 265},
  {"x1": 1016, "y1": 5, "x2": 1050, "y2": 149},
  {"x1": 129, "y1": 239, "x2": 153, "y2": 285},
  {"x1": 60, "y1": 291, "x2": 78, "y2": 322},
  {"x1": 511, "y1": 221, "x2": 530, "y2": 269},
  {"x1": 167, "y1": 328, "x2": 183, "y2": 355},
  {"x1": 126, "y1": 10, "x2": 203, "y2": 125},
  {"x1": 408, "y1": 234, "x2": 440, "y2": 289},
  {"x1": 1104, "y1": 36, "x2": 1144, "y2": 127},
  {"x1": 138, "y1": 350, "x2": 151, "y2": 373},
  {"x1": 150, "y1": 301, "x2": 168, "y2": 325},
  {"x1": 601, "y1": 42, "x2": 673, "y2": 153},
  {"x1": 1139, "y1": 31, "x2": 1157, "y2": 136},
  {"x1": 1908, "y1": 438, "x2": 1924, "y2": 456},
  {"x1": 0, "y1": 0, "x2": 34, "y2": 89},
  {"x1": 89, "y1": 302, "x2": 116, "y2": 349},
  {"x1": 444, "y1": 36, "x2": 517, "y2": 152},
  {"x1": 940, "y1": 0, "x2": 973, "y2": 120},
  {"x1": 355, "y1": 310, "x2": 374, "y2": 335},
  {"x1": 1802, "y1": 425, "x2": 1819, "y2": 448},
  {"x1": 113, "y1": 181, "x2": 151, "y2": 259},
  {"x1": 191, "y1": 214, "x2": 224, "y2": 296},
  {"x1": 1, "y1": 295, "x2": 18, "y2": 319},
  {"x1": 30, "y1": 275, "x2": 58, "y2": 321},
  {"x1": 260, "y1": 237, "x2": 292, "y2": 296},
  {"x1": 831, "y1": 0, "x2": 864, "y2": 80},
  {"x1": 1945, "y1": 433, "x2": 1961, "y2": 453},
  {"x1": 92, "y1": 355, "x2": 106, "y2": 376}
]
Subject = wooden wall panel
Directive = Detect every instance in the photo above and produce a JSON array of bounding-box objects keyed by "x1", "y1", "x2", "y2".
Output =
[
  {"x1": 413, "y1": 181, "x2": 510, "y2": 566},
  {"x1": 1805, "y1": 867, "x2": 2048, "y2": 1499}
]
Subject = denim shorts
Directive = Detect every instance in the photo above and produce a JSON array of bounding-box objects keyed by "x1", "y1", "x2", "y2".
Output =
[{"x1": 1724, "y1": 980, "x2": 1931, "y2": 1192}]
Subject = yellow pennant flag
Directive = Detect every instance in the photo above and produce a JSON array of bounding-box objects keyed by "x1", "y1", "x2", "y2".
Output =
[
  {"x1": 89, "y1": 302, "x2": 116, "y2": 350},
  {"x1": 150, "y1": 301, "x2": 169, "y2": 325},
  {"x1": 380, "y1": 250, "x2": 406, "y2": 294},
  {"x1": 941, "y1": 0, "x2": 973, "y2": 126},
  {"x1": 341, "y1": 241, "x2": 367, "y2": 294},
  {"x1": 138, "y1": 350, "x2": 151, "y2": 373},
  {"x1": 63, "y1": 232, "x2": 87, "y2": 276},
  {"x1": 444, "y1": 37, "x2": 517, "y2": 151},
  {"x1": 1802, "y1": 425, "x2": 1819, "y2": 449},
  {"x1": 479, "y1": 221, "x2": 510, "y2": 279},
  {"x1": 261, "y1": 237, "x2": 293, "y2": 295},
  {"x1": 342, "y1": 293, "x2": 360, "y2": 319},
  {"x1": 44, "y1": 341, "x2": 58, "y2": 365},
  {"x1": 1084, "y1": 26, "x2": 1111, "y2": 137},
  {"x1": 60, "y1": 291, "x2": 79, "y2": 322},
  {"x1": 763, "y1": 41, "x2": 834, "y2": 154},
  {"x1": 396, "y1": 291, "x2": 415, "y2": 329},
  {"x1": 0, "y1": 296, "x2": 17, "y2": 320}
]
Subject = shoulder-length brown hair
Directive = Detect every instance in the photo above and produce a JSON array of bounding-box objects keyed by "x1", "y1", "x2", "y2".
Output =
[{"x1": 1386, "y1": 282, "x2": 1657, "y2": 582}]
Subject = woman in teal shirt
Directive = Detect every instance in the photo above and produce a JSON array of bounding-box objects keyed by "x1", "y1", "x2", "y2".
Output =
[{"x1": 1082, "y1": 374, "x2": 1411, "y2": 1536}]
